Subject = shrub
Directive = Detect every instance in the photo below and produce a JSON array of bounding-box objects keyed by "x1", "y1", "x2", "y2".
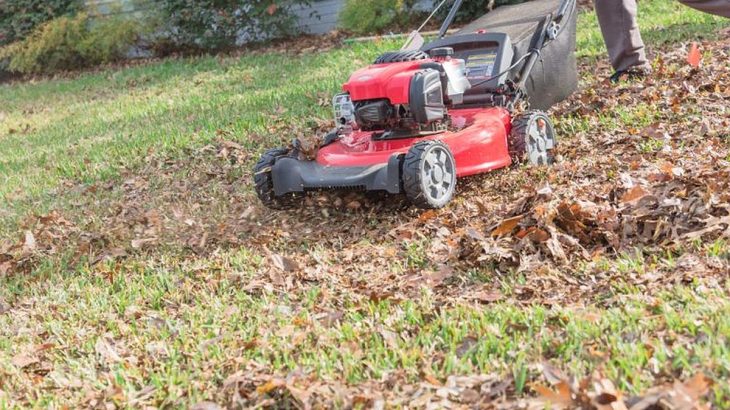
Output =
[
  {"x1": 0, "y1": 13, "x2": 143, "y2": 74},
  {"x1": 151, "y1": 0, "x2": 312, "y2": 52},
  {"x1": 0, "y1": 0, "x2": 80, "y2": 46},
  {"x1": 78, "y1": 16, "x2": 142, "y2": 63},
  {"x1": 339, "y1": 0, "x2": 420, "y2": 35},
  {"x1": 434, "y1": 0, "x2": 528, "y2": 25}
]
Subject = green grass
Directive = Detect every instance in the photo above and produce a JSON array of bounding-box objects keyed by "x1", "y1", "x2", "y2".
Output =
[
  {"x1": 0, "y1": 41, "x2": 396, "y2": 234},
  {"x1": 1, "y1": 252, "x2": 728, "y2": 407},
  {"x1": 0, "y1": 0, "x2": 729, "y2": 407}
]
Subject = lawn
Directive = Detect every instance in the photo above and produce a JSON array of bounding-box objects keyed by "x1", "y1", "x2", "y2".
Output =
[{"x1": 1, "y1": 0, "x2": 729, "y2": 408}]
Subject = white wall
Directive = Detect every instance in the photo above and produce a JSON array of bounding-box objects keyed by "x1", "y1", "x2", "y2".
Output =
[
  {"x1": 295, "y1": 0, "x2": 433, "y2": 34},
  {"x1": 86, "y1": 0, "x2": 434, "y2": 35}
]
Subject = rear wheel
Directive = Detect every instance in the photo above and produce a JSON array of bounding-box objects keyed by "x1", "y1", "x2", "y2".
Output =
[
  {"x1": 402, "y1": 140, "x2": 456, "y2": 209},
  {"x1": 509, "y1": 111, "x2": 556, "y2": 165},
  {"x1": 253, "y1": 148, "x2": 303, "y2": 210}
]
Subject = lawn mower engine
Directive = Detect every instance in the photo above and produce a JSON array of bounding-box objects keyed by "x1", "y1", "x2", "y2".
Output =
[{"x1": 335, "y1": 48, "x2": 472, "y2": 137}]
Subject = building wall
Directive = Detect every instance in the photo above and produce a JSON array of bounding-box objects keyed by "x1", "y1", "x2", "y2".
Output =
[
  {"x1": 292, "y1": 0, "x2": 344, "y2": 34},
  {"x1": 85, "y1": 0, "x2": 149, "y2": 17},
  {"x1": 86, "y1": 0, "x2": 433, "y2": 36}
]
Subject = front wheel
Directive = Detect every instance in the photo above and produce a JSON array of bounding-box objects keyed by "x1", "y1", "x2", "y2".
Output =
[
  {"x1": 253, "y1": 148, "x2": 303, "y2": 210},
  {"x1": 402, "y1": 140, "x2": 457, "y2": 209},
  {"x1": 509, "y1": 111, "x2": 556, "y2": 165}
]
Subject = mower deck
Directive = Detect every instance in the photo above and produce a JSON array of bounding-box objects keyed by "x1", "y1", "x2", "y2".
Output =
[{"x1": 272, "y1": 107, "x2": 513, "y2": 196}]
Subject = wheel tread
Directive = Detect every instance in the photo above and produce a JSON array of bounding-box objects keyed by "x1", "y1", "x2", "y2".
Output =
[
  {"x1": 402, "y1": 140, "x2": 455, "y2": 209},
  {"x1": 509, "y1": 110, "x2": 555, "y2": 164},
  {"x1": 253, "y1": 148, "x2": 303, "y2": 210}
]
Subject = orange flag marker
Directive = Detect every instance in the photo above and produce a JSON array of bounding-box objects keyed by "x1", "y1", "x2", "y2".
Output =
[{"x1": 687, "y1": 42, "x2": 701, "y2": 68}]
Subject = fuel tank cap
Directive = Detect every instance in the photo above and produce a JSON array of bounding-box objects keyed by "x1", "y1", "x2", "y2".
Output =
[{"x1": 429, "y1": 47, "x2": 454, "y2": 58}]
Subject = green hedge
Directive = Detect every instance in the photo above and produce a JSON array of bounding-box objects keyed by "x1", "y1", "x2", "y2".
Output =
[
  {"x1": 339, "y1": 0, "x2": 530, "y2": 36},
  {"x1": 0, "y1": 13, "x2": 142, "y2": 74},
  {"x1": 339, "y1": 0, "x2": 421, "y2": 35},
  {"x1": 0, "y1": 0, "x2": 80, "y2": 46},
  {"x1": 151, "y1": 0, "x2": 312, "y2": 52}
]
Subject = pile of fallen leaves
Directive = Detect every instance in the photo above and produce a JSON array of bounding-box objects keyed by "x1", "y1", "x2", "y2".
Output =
[
  {"x1": 0, "y1": 212, "x2": 81, "y2": 276},
  {"x1": 529, "y1": 364, "x2": 712, "y2": 410},
  {"x1": 214, "y1": 363, "x2": 712, "y2": 409}
]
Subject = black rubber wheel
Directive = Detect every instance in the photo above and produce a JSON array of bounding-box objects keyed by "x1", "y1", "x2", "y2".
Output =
[
  {"x1": 402, "y1": 140, "x2": 456, "y2": 209},
  {"x1": 373, "y1": 50, "x2": 429, "y2": 64},
  {"x1": 253, "y1": 148, "x2": 303, "y2": 210},
  {"x1": 509, "y1": 110, "x2": 557, "y2": 165}
]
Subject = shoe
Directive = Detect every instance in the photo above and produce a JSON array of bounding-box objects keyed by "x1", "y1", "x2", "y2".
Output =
[{"x1": 609, "y1": 66, "x2": 651, "y2": 83}]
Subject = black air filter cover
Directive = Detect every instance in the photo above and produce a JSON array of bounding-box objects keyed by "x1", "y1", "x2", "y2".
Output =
[
  {"x1": 409, "y1": 69, "x2": 446, "y2": 124},
  {"x1": 355, "y1": 100, "x2": 393, "y2": 128}
]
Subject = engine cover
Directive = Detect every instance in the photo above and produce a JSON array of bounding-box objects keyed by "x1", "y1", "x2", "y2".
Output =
[
  {"x1": 409, "y1": 69, "x2": 445, "y2": 124},
  {"x1": 342, "y1": 60, "x2": 425, "y2": 105},
  {"x1": 340, "y1": 56, "x2": 470, "y2": 132}
]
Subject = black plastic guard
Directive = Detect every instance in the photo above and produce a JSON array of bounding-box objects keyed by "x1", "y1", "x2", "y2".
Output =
[{"x1": 271, "y1": 155, "x2": 402, "y2": 196}]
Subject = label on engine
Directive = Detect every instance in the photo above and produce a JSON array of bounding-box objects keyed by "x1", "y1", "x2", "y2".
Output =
[{"x1": 464, "y1": 51, "x2": 497, "y2": 79}]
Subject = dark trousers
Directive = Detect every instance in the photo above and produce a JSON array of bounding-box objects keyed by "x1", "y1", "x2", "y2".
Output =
[{"x1": 594, "y1": 0, "x2": 730, "y2": 71}]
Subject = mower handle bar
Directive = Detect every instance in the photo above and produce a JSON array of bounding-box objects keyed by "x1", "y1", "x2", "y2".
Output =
[{"x1": 437, "y1": 0, "x2": 464, "y2": 38}]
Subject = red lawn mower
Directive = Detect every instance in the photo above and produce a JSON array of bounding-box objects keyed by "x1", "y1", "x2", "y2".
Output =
[{"x1": 255, "y1": 0, "x2": 578, "y2": 209}]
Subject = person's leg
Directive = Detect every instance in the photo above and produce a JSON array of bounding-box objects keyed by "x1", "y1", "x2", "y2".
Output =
[
  {"x1": 593, "y1": 0, "x2": 650, "y2": 73},
  {"x1": 678, "y1": 0, "x2": 730, "y2": 18}
]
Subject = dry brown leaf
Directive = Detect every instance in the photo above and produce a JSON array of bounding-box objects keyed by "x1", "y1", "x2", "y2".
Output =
[
  {"x1": 424, "y1": 374, "x2": 441, "y2": 386},
  {"x1": 11, "y1": 353, "x2": 38, "y2": 369},
  {"x1": 257, "y1": 378, "x2": 285, "y2": 394},
  {"x1": 687, "y1": 42, "x2": 701, "y2": 68},
  {"x1": 473, "y1": 289, "x2": 503, "y2": 303},
  {"x1": 270, "y1": 253, "x2": 299, "y2": 272},
  {"x1": 23, "y1": 231, "x2": 36, "y2": 252},
  {"x1": 680, "y1": 373, "x2": 711, "y2": 401},
  {"x1": 541, "y1": 362, "x2": 569, "y2": 385},
  {"x1": 593, "y1": 378, "x2": 627, "y2": 410},
  {"x1": 35, "y1": 343, "x2": 55, "y2": 352},
  {"x1": 95, "y1": 337, "x2": 122, "y2": 363},
  {"x1": 528, "y1": 228, "x2": 550, "y2": 243},
  {"x1": 131, "y1": 237, "x2": 157, "y2": 249},
  {"x1": 491, "y1": 215, "x2": 523, "y2": 237},
  {"x1": 621, "y1": 186, "x2": 649, "y2": 203},
  {"x1": 532, "y1": 382, "x2": 574, "y2": 408},
  {"x1": 190, "y1": 402, "x2": 223, "y2": 410},
  {"x1": 418, "y1": 209, "x2": 438, "y2": 222}
]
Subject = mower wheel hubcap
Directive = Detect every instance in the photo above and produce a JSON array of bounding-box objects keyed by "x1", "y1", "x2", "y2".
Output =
[
  {"x1": 431, "y1": 166, "x2": 444, "y2": 183},
  {"x1": 526, "y1": 117, "x2": 555, "y2": 165},
  {"x1": 422, "y1": 146, "x2": 454, "y2": 201}
]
